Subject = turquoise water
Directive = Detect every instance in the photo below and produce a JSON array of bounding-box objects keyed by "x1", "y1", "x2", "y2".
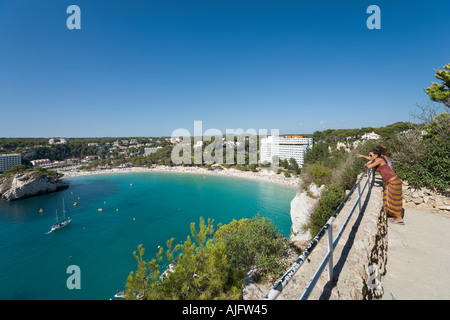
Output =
[{"x1": 0, "y1": 172, "x2": 296, "y2": 300}]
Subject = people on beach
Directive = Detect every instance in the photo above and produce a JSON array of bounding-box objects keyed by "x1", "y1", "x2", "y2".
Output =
[
  {"x1": 62, "y1": 165, "x2": 300, "y2": 188},
  {"x1": 359, "y1": 147, "x2": 404, "y2": 225}
]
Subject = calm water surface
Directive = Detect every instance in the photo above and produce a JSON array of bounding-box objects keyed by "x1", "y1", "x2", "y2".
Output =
[{"x1": 0, "y1": 172, "x2": 296, "y2": 299}]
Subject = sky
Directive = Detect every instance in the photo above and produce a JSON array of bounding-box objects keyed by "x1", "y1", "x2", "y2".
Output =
[{"x1": 0, "y1": 0, "x2": 449, "y2": 137}]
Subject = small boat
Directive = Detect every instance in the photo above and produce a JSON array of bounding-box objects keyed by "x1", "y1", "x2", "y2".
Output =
[
  {"x1": 46, "y1": 199, "x2": 71, "y2": 234},
  {"x1": 113, "y1": 290, "x2": 125, "y2": 299},
  {"x1": 39, "y1": 208, "x2": 44, "y2": 213},
  {"x1": 98, "y1": 208, "x2": 103, "y2": 212},
  {"x1": 73, "y1": 202, "x2": 78, "y2": 206}
]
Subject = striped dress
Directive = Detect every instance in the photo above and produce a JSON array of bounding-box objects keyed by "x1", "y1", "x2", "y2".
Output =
[{"x1": 376, "y1": 164, "x2": 403, "y2": 218}]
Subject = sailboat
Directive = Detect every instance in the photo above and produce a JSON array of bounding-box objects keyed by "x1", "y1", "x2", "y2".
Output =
[{"x1": 46, "y1": 198, "x2": 71, "y2": 234}]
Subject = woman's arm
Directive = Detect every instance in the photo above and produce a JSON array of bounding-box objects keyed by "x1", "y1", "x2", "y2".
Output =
[
  {"x1": 365, "y1": 157, "x2": 384, "y2": 169},
  {"x1": 357, "y1": 154, "x2": 370, "y2": 160}
]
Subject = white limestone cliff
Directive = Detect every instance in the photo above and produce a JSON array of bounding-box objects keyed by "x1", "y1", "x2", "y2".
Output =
[
  {"x1": 0, "y1": 172, "x2": 69, "y2": 201},
  {"x1": 290, "y1": 183, "x2": 326, "y2": 242}
]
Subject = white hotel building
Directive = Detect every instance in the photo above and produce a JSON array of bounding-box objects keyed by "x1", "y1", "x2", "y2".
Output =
[
  {"x1": 0, "y1": 154, "x2": 22, "y2": 173},
  {"x1": 260, "y1": 136, "x2": 313, "y2": 167}
]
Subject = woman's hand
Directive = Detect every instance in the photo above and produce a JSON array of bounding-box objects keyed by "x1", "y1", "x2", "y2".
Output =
[{"x1": 358, "y1": 154, "x2": 370, "y2": 160}]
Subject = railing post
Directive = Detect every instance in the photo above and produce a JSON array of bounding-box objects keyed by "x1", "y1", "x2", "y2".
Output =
[
  {"x1": 327, "y1": 225, "x2": 333, "y2": 281},
  {"x1": 357, "y1": 180, "x2": 362, "y2": 213}
]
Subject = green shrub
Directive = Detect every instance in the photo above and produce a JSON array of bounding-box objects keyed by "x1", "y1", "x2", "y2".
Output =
[
  {"x1": 215, "y1": 215, "x2": 289, "y2": 281},
  {"x1": 309, "y1": 184, "x2": 346, "y2": 237},
  {"x1": 309, "y1": 162, "x2": 332, "y2": 186},
  {"x1": 390, "y1": 112, "x2": 449, "y2": 192},
  {"x1": 125, "y1": 215, "x2": 289, "y2": 300},
  {"x1": 125, "y1": 218, "x2": 243, "y2": 300},
  {"x1": 0, "y1": 165, "x2": 63, "y2": 180}
]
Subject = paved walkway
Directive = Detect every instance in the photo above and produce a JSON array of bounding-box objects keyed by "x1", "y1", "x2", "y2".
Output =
[{"x1": 381, "y1": 207, "x2": 450, "y2": 300}]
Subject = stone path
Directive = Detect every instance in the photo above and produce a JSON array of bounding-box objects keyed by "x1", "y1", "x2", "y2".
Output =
[{"x1": 381, "y1": 208, "x2": 450, "y2": 300}]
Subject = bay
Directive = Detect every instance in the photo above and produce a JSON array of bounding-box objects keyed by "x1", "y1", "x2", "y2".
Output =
[{"x1": 0, "y1": 172, "x2": 296, "y2": 300}]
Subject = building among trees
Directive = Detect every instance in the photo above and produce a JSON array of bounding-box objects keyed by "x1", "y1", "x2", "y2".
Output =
[{"x1": 0, "y1": 154, "x2": 21, "y2": 173}]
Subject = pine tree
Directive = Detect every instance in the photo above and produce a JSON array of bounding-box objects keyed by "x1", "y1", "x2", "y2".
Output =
[
  {"x1": 125, "y1": 217, "x2": 244, "y2": 300},
  {"x1": 426, "y1": 63, "x2": 450, "y2": 108}
]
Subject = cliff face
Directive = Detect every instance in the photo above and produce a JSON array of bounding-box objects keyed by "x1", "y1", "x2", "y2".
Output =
[
  {"x1": 290, "y1": 183, "x2": 326, "y2": 242},
  {"x1": 0, "y1": 172, "x2": 69, "y2": 201}
]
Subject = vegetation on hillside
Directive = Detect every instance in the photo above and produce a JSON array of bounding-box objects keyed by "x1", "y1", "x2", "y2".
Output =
[
  {"x1": 300, "y1": 138, "x2": 377, "y2": 237},
  {"x1": 302, "y1": 63, "x2": 449, "y2": 238},
  {"x1": 387, "y1": 63, "x2": 449, "y2": 192},
  {"x1": 125, "y1": 216, "x2": 295, "y2": 300},
  {"x1": 0, "y1": 165, "x2": 63, "y2": 180}
]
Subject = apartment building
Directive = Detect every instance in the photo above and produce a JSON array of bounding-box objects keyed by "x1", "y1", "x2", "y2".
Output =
[
  {"x1": 260, "y1": 136, "x2": 313, "y2": 167},
  {"x1": 0, "y1": 154, "x2": 22, "y2": 172}
]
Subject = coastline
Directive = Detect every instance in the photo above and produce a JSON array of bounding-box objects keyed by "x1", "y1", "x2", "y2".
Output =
[{"x1": 62, "y1": 165, "x2": 301, "y2": 189}]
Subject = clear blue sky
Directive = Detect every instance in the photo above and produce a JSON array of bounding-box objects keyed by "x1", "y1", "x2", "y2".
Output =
[{"x1": 0, "y1": 0, "x2": 449, "y2": 137}]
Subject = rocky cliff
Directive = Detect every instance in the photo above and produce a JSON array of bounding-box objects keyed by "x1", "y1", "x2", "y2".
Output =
[
  {"x1": 0, "y1": 171, "x2": 69, "y2": 201},
  {"x1": 290, "y1": 183, "x2": 326, "y2": 242}
]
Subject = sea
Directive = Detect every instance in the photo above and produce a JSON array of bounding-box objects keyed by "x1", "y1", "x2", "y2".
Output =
[{"x1": 0, "y1": 172, "x2": 296, "y2": 300}]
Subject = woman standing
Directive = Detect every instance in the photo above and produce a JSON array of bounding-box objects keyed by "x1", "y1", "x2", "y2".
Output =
[{"x1": 358, "y1": 147, "x2": 405, "y2": 225}]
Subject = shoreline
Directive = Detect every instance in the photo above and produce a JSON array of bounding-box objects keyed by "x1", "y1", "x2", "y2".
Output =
[{"x1": 62, "y1": 165, "x2": 301, "y2": 189}]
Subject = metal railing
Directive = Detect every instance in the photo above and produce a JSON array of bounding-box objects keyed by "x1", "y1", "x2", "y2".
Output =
[{"x1": 265, "y1": 169, "x2": 374, "y2": 300}]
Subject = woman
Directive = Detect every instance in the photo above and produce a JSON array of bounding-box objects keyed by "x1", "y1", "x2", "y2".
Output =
[
  {"x1": 358, "y1": 147, "x2": 404, "y2": 225},
  {"x1": 357, "y1": 145, "x2": 393, "y2": 170}
]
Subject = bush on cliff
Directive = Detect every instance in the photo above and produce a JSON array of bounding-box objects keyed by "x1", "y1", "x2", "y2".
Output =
[
  {"x1": 309, "y1": 184, "x2": 346, "y2": 237},
  {"x1": 214, "y1": 215, "x2": 288, "y2": 282},
  {"x1": 303, "y1": 140, "x2": 375, "y2": 238},
  {"x1": 0, "y1": 165, "x2": 63, "y2": 180},
  {"x1": 125, "y1": 216, "x2": 288, "y2": 300},
  {"x1": 389, "y1": 111, "x2": 449, "y2": 192}
]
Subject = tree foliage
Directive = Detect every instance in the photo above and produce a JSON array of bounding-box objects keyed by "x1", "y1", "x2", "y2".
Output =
[
  {"x1": 309, "y1": 184, "x2": 346, "y2": 237},
  {"x1": 426, "y1": 63, "x2": 450, "y2": 108},
  {"x1": 0, "y1": 164, "x2": 63, "y2": 180},
  {"x1": 388, "y1": 64, "x2": 450, "y2": 192},
  {"x1": 214, "y1": 215, "x2": 289, "y2": 282},
  {"x1": 125, "y1": 217, "x2": 243, "y2": 300},
  {"x1": 125, "y1": 215, "x2": 291, "y2": 300},
  {"x1": 391, "y1": 111, "x2": 449, "y2": 191}
]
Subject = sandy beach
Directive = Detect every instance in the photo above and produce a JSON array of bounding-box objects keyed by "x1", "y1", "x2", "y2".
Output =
[{"x1": 62, "y1": 165, "x2": 301, "y2": 189}]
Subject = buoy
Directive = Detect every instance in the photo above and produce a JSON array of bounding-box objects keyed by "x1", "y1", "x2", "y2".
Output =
[
  {"x1": 133, "y1": 218, "x2": 135, "y2": 221},
  {"x1": 39, "y1": 208, "x2": 43, "y2": 213},
  {"x1": 116, "y1": 209, "x2": 119, "y2": 212}
]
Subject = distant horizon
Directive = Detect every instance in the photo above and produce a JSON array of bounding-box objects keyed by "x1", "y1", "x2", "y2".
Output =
[
  {"x1": 1, "y1": 1, "x2": 448, "y2": 137},
  {"x1": 0, "y1": 117, "x2": 420, "y2": 139}
]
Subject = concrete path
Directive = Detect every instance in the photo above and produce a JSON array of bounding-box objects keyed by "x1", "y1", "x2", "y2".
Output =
[{"x1": 381, "y1": 207, "x2": 450, "y2": 300}]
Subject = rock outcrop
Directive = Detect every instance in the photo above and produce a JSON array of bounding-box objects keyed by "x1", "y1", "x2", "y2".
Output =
[
  {"x1": 402, "y1": 181, "x2": 450, "y2": 213},
  {"x1": 290, "y1": 183, "x2": 326, "y2": 242},
  {"x1": 0, "y1": 171, "x2": 69, "y2": 201}
]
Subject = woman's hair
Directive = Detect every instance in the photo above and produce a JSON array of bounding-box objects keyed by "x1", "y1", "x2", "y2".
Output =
[{"x1": 370, "y1": 145, "x2": 389, "y2": 157}]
